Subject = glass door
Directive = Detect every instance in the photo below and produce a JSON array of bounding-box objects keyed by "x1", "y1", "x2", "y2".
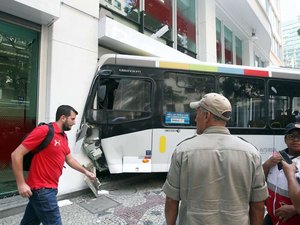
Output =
[{"x1": 0, "y1": 19, "x2": 39, "y2": 197}]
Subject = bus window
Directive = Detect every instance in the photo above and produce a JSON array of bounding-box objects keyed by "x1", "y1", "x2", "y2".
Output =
[
  {"x1": 219, "y1": 76, "x2": 265, "y2": 128},
  {"x1": 88, "y1": 77, "x2": 152, "y2": 124},
  {"x1": 163, "y1": 72, "x2": 216, "y2": 126},
  {"x1": 268, "y1": 80, "x2": 300, "y2": 128}
]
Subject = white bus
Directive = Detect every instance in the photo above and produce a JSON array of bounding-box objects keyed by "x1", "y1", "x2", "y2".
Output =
[{"x1": 76, "y1": 54, "x2": 300, "y2": 174}]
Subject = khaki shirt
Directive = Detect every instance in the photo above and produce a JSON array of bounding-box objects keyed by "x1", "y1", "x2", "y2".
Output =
[{"x1": 163, "y1": 126, "x2": 268, "y2": 225}]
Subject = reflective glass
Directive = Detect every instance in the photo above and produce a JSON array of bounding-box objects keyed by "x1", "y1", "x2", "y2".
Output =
[
  {"x1": 163, "y1": 72, "x2": 216, "y2": 126},
  {"x1": 219, "y1": 76, "x2": 265, "y2": 128},
  {"x1": 269, "y1": 80, "x2": 300, "y2": 128},
  {"x1": 216, "y1": 18, "x2": 222, "y2": 63},
  {"x1": 0, "y1": 19, "x2": 39, "y2": 197},
  {"x1": 145, "y1": 0, "x2": 172, "y2": 40},
  {"x1": 177, "y1": 0, "x2": 196, "y2": 53},
  {"x1": 100, "y1": 0, "x2": 140, "y2": 23},
  {"x1": 235, "y1": 36, "x2": 242, "y2": 65},
  {"x1": 90, "y1": 77, "x2": 152, "y2": 124},
  {"x1": 224, "y1": 26, "x2": 233, "y2": 64}
]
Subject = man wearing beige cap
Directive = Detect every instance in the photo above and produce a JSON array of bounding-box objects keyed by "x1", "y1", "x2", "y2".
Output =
[{"x1": 163, "y1": 93, "x2": 268, "y2": 225}]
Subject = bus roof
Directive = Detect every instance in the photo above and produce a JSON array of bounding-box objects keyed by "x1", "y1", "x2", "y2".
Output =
[{"x1": 99, "y1": 54, "x2": 300, "y2": 79}]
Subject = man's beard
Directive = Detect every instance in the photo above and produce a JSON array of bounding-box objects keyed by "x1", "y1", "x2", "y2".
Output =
[{"x1": 62, "y1": 122, "x2": 71, "y2": 131}]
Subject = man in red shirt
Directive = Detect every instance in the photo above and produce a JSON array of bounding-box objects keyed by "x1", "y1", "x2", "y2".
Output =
[{"x1": 11, "y1": 105, "x2": 96, "y2": 225}]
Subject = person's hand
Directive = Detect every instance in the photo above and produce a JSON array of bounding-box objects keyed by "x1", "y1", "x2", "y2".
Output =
[
  {"x1": 282, "y1": 160, "x2": 297, "y2": 178},
  {"x1": 267, "y1": 152, "x2": 283, "y2": 167},
  {"x1": 275, "y1": 203, "x2": 297, "y2": 223},
  {"x1": 18, "y1": 183, "x2": 32, "y2": 198},
  {"x1": 85, "y1": 170, "x2": 96, "y2": 181}
]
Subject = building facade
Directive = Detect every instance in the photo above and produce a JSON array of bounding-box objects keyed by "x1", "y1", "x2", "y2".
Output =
[
  {"x1": 283, "y1": 17, "x2": 300, "y2": 68},
  {"x1": 0, "y1": 0, "x2": 282, "y2": 197},
  {"x1": 281, "y1": 0, "x2": 300, "y2": 69}
]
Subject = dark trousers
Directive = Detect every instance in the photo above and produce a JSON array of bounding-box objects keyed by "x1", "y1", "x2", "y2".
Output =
[
  {"x1": 263, "y1": 214, "x2": 273, "y2": 225},
  {"x1": 20, "y1": 188, "x2": 62, "y2": 225}
]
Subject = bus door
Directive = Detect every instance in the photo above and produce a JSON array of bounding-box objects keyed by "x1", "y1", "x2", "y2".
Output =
[{"x1": 76, "y1": 74, "x2": 153, "y2": 174}]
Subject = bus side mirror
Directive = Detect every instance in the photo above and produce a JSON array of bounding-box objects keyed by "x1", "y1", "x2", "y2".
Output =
[{"x1": 97, "y1": 85, "x2": 107, "y2": 102}]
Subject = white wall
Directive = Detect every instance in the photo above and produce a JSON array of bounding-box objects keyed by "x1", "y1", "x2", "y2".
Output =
[
  {"x1": 197, "y1": 0, "x2": 217, "y2": 62},
  {"x1": 0, "y1": 0, "x2": 60, "y2": 25},
  {"x1": 46, "y1": 0, "x2": 99, "y2": 195}
]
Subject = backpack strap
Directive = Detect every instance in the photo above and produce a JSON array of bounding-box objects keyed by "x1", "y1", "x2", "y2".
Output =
[{"x1": 34, "y1": 123, "x2": 55, "y2": 153}]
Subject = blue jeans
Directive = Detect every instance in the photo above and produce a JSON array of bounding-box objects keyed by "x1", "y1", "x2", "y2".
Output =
[{"x1": 20, "y1": 188, "x2": 62, "y2": 225}]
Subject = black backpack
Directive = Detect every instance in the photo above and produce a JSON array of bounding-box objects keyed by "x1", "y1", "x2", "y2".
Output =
[{"x1": 23, "y1": 123, "x2": 54, "y2": 171}]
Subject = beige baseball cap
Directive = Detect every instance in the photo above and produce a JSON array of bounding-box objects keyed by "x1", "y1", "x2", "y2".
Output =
[{"x1": 190, "y1": 93, "x2": 232, "y2": 121}]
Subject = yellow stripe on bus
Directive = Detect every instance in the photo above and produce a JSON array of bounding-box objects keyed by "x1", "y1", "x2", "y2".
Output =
[
  {"x1": 159, "y1": 136, "x2": 166, "y2": 153},
  {"x1": 159, "y1": 61, "x2": 218, "y2": 72},
  {"x1": 159, "y1": 62, "x2": 189, "y2": 70},
  {"x1": 190, "y1": 64, "x2": 218, "y2": 72}
]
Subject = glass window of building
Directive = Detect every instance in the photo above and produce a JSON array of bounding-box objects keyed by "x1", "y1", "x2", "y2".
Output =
[
  {"x1": 224, "y1": 25, "x2": 233, "y2": 64},
  {"x1": 100, "y1": 0, "x2": 140, "y2": 23},
  {"x1": 255, "y1": 55, "x2": 260, "y2": 67},
  {"x1": 216, "y1": 18, "x2": 244, "y2": 65},
  {"x1": 100, "y1": 0, "x2": 197, "y2": 58},
  {"x1": 216, "y1": 18, "x2": 222, "y2": 63},
  {"x1": 145, "y1": 0, "x2": 173, "y2": 41},
  {"x1": 254, "y1": 54, "x2": 265, "y2": 67},
  {"x1": 235, "y1": 36, "x2": 242, "y2": 65},
  {"x1": 177, "y1": 0, "x2": 196, "y2": 56}
]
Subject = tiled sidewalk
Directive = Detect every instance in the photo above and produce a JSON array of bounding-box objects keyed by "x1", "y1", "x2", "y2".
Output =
[{"x1": 0, "y1": 174, "x2": 167, "y2": 225}]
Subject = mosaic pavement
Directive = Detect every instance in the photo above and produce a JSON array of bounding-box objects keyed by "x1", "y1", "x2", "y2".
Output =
[{"x1": 0, "y1": 175, "x2": 168, "y2": 225}]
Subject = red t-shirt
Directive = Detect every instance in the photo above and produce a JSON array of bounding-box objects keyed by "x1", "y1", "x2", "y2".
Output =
[
  {"x1": 22, "y1": 122, "x2": 70, "y2": 189},
  {"x1": 266, "y1": 188, "x2": 300, "y2": 225}
]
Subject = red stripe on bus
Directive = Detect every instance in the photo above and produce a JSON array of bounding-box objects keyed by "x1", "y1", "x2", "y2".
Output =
[{"x1": 244, "y1": 69, "x2": 269, "y2": 77}]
